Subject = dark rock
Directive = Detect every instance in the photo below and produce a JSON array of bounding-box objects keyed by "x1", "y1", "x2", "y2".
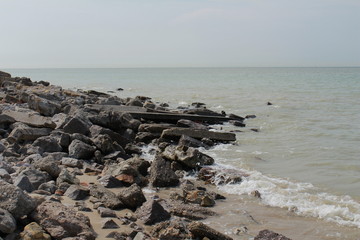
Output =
[
  {"x1": 117, "y1": 184, "x2": 146, "y2": 210},
  {"x1": 178, "y1": 135, "x2": 210, "y2": 149},
  {"x1": 126, "y1": 157, "x2": 150, "y2": 176},
  {"x1": 245, "y1": 114, "x2": 256, "y2": 119},
  {"x1": 229, "y1": 120, "x2": 246, "y2": 127},
  {"x1": 228, "y1": 113, "x2": 245, "y2": 121},
  {"x1": 0, "y1": 71, "x2": 11, "y2": 78},
  {"x1": 89, "y1": 125, "x2": 132, "y2": 148},
  {"x1": 0, "y1": 180, "x2": 37, "y2": 219},
  {"x1": 51, "y1": 131, "x2": 71, "y2": 148},
  {"x1": 135, "y1": 132, "x2": 160, "y2": 143},
  {"x1": 149, "y1": 155, "x2": 179, "y2": 187},
  {"x1": 20, "y1": 222, "x2": 51, "y2": 240},
  {"x1": 102, "y1": 161, "x2": 146, "y2": 186},
  {"x1": 68, "y1": 140, "x2": 95, "y2": 159},
  {"x1": 61, "y1": 157, "x2": 83, "y2": 168},
  {"x1": 136, "y1": 199, "x2": 170, "y2": 225},
  {"x1": 169, "y1": 201, "x2": 217, "y2": 220},
  {"x1": 13, "y1": 175, "x2": 35, "y2": 193},
  {"x1": 177, "y1": 119, "x2": 208, "y2": 130},
  {"x1": 251, "y1": 128, "x2": 260, "y2": 132},
  {"x1": 98, "y1": 175, "x2": 124, "y2": 188},
  {"x1": 0, "y1": 168, "x2": 11, "y2": 183},
  {"x1": 198, "y1": 167, "x2": 246, "y2": 185},
  {"x1": 33, "y1": 136, "x2": 63, "y2": 153},
  {"x1": 254, "y1": 229, "x2": 292, "y2": 240},
  {"x1": 89, "y1": 111, "x2": 141, "y2": 131},
  {"x1": 92, "y1": 134, "x2": 124, "y2": 154},
  {"x1": 64, "y1": 185, "x2": 89, "y2": 200},
  {"x1": 38, "y1": 181, "x2": 57, "y2": 194},
  {"x1": 19, "y1": 169, "x2": 51, "y2": 190},
  {"x1": 89, "y1": 184, "x2": 124, "y2": 209},
  {"x1": 124, "y1": 143, "x2": 142, "y2": 155},
  {"x1": 63, "y1": 116, "x2": 91, "y2": 135},
  {"x1": 102, "y1": 219, "x2": 119, "y2": 229},
  {"x1": 27, "y1": 95, "x2": 61, "y2": 116},
  {"x1": 161, "y1": 128, "x2": 236, "y2": 142},
  {"x1": 0, "y1": 208, "x2": 17, "y2": 234},
  {"x1": 267, "y1": 102, "x2": 273, "y2": 106},
  {"x1": 188, "y1": 221, "x2": 233, "y2": 240},
  {"x1": 31, "y1": 200, "x2": 97, "y2": 240}
]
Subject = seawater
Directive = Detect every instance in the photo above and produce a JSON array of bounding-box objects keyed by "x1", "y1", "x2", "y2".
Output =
[{"x1": 6, "y1": 67, "x2": 360, "y2": 228}]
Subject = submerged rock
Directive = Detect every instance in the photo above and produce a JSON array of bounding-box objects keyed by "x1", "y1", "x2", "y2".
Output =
[{"x1": 255, "y1": 229, "x2": 292, "y2": 240}]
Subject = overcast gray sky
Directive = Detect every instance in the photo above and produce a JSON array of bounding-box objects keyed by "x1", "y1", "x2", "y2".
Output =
[{"x1": 1, "y1": 0, "x2": 359, "y2": 68}]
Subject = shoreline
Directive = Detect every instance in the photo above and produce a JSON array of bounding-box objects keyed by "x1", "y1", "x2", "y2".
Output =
[{"x1": 1, "y1": 70, "x2": 360, "y2": 239}]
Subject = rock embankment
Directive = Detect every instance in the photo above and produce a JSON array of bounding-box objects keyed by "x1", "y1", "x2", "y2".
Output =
[{"x1": 0, "y1": 70, "x2": 291, "y2": 240}]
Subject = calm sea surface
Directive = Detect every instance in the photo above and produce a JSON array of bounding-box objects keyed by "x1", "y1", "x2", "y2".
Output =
[{"x1": 5, "y1": 67, "x2": 360, "y2": 228}]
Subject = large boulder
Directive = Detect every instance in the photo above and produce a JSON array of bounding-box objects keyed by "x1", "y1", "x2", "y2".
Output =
[
  {"x1": 33, "y1": 136, "x2": 63, "y2": 153},
  {"x1": 175, "y1": 147, "x2": 214, "y2": 169},
  {"x1": 149, "y1": 155, "x2": 179, "y2": 187},
  {"x1": 62, "y1": 116, "x2": 91, "y2": 135},
  {"x1": 0, "y1": 180, "x2": 37, "y2": 219},
  {"x1": 33, "y1": 156, "x2": 61, "y2": 178},
  {"x1": 0, "y1": 208, "x2": 17, "y2": 234},
  {"x1": 68, "y1": 140, "x2": 95, "y2": 159},
  {"x1": 19, "y1": 168, "x2": 51, "y2": 190},
  {"x1": 135, "y1": 199, "x2": 170, "y2": 225},
  {"x1": 8, "y1": 124, "x2": 52, "y2": 142},
  {"x1": 31, "y1": 201, "x2": 97, "y2": 240},
  {"x1": 64, "y1": 185, "x2": 89, "y2": 200},
  {"x1": 92, "y1": 134, "x2": 124, "y2": 155}
]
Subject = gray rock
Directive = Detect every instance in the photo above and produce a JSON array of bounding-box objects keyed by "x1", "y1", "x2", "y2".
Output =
[
  {"x1": 97, "y1": 207, "x2": 117, "y2": 218},
  {"x1": 31, "y1": 200, "x2": 97, "y2": 240},
  {"x1": 98, "y1": 175, "x2": 124, "y2": 188},
  {"x1": 27, "y1": 94, "x2": 61, "y2": 117},
  {"x1": 89, "y1": 111, "x2": 140, "y2": 131},
  {"x1": 136, "y1": 199, "x2": 170, "y2": 225},
  {"x1": 0, "y1": 142, "x2": 5, "y2": 153},
  {"x1": 117, "y1": 184, "x2": 146, "y2": 210},
  {"x1": 89, "y1": 125, "x2": 131, "y2": 148},
  {"x1": 0, "y1": 169, "x2": 11, "y2": 183},
  {"x1": 8, "y1": 125, "x2": 52, "y2": 142},
  {"x1": 101, "y1": 219, "x2": 119, "y2": 229},
  {"x1": 33, "y1": 156, "x2": 61, "y2": 178},
  {"x1": 64, "y1": 185, "x2": 89, "y2": 200},
  {"x1": 63, "y1": 117, "x2": 91, "y2": 135},
  {"x1": 2, "y1": 109, "x2": 56, "y2": 128},
  {"x1": 89, "y1": 184, "x2": 124, "y2": 209},
  {"x1": 188, "y1": 221, "x2": 233, "y2": 240},
  {"x1": 68, "y1": 140, "x2": 95, "y2": 159},
  {"x1": 175, "y1": 147, "x2": 214, "y2": 169},
  {"x1": 149, "y1": 155, "x2": 179, "y2": 187},
  {"x1": 61, "y1": 157, "x2": 83, "y2": 168},
  {"x1": 33, "y1": 136, "x2": 62, "y2": 153},
  {"x1": 13, "y1": 175, "x2": 34, "y2": 193},
  {"x1": 177, "y1": 119, "x2": 208, "y2": 130},
  {"x1": 38, "y1": 181, "x2": 57, "y2": 194},
  {"x1": 19, "y1": 169, "x2": 51, "y2": 190},
  {"x1": 169, "y1": 200, "x2": 217, "y2": 220},
  {"x1": 92, "y1": 134, "x2": 124, "y2": 154},
  {"x1": 56, "y1": 168, "x2": 79, "y2": 186},
  {"x1": 0, "y1": 208, "x2": 16, "y2": 234},
  {"x1": 161, "y1": 128, "x2": 236, "y2": 142},
  {"x1": 0, "y1": 180, "x2": 37, "y2": 219},
  {"x1": 178, "y1": 135, "x2": 210, "y2": 149}
]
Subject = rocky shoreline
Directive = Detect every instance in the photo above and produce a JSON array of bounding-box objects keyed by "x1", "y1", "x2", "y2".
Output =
[{"x1": 0, "y1": 70, "x2": 292, "y2": 240}]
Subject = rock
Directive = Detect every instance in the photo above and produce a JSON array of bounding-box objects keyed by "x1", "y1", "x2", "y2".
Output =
[
  {"x1": 31, "y1": 201, "x2": 97, "y2": 240},
  {"x1": 56, "y1": 168, "x2": 79, "y2": 186},
  {"x1": 254, "y1": 229, "x2": 292, "y2": 240},
  {"x1": 89, "y1": 125, "x2": 131, "y2": 148},
  {"x1": 38, "y1": 181, "x2": 57, "y2": 194},
  {"x1": 135, "y1": 132, "x2": 160, "y2": 143},
  {"x1": 188, "y1": 221, "x2": 233, "y2": 240},
  {"x1": 245, "y1": 114, "x2": 256, "y2": 119},
  {"x1": 138, "y1": 123, "x2": 176, "y2": 133},
  {"x1": 8, "y1": 125, "x2": 52, "y2": 142},
  {"x1": 27, "y1": 94, "x2": 61, "y2": 116},
  {"x1": 178, "y1": 134, "x2": 210, "y2": 149},
  {"x1": 102, "y1": 161, "x2": 146, "y2": 186},
  {"x1": 149, "y1": 155, "x2": 179, "y2": 187},
  {"x1": 0, "y1": 180, "x2": 37, "y2": 219},
  {"x1": 136, "y1": 199, "x2": 170, "y2": 225},
  {"x1": 33, "y1": 136, "x2": 63, "y2": 153},
  {"x1": 89, "y1": 111, "x2": 141, "y2": 131},
  {"x1": 89, "y1": 184, "x2": 124, "y2": 209},
  {"x1": 68, "y1": 140, "x2": 95, "y2": 159},
  {"x1": 126, "y1": 157, "x2": 150, "y2": 176},
  {"x1": 97, "y1": 207, "x2": 117, "y2": 218},
  {"x1": 33, "y1": 156, "x2": 61, "y2": 178},
  {"x1": 198, "y1": 167, "x2": 246, "y2": 185},
  {"x1": 92, "y1": 134, "x2": 124, "y2": 154},
  {"x1": 62, "y1": 116, "x2": 91, "y2": 135},
  {"x1": 0, "y1": 169, "x2": 11, "y2": 183},
  {"x1": 64, "y1": 185, "x2": 89, "y2": 200},
  {"x1": 0, "y1": 208, "x2": 16, "y2": 234},
  {"x1": 13, "y1": 175, "x2": 35, "y2": 193},
  {"x1": 101, "y1": 219, "x2": 119, "y2": 229},
  {"x1": 61, "y1": 157, "x2": 83, "y2": 168},
  {"x1": 19, "y1": 169, "x2": 51, "y2": 190},
  {"x1": 175, "y1": 147, "x2": 214, "y2": 169},
  {"x1": 117, "y1": 184, "x2": 146, "y2": 210},
  {"x1": 267, "y1": 102, "x2": 273, "y2": 106},
  {"x1": 151, "y1": 220, "x2": 192, "y2": 239},
  {"x1": 161, "y1": 128, "x2": 236, "y2": 142},
  {"x1": 169, "y1": 201, "x2": 217, "y2": 220},
  {"x1": 2, "y1": 110, "x2": 56, "y2": 128},
  {"x1": 20, "y1": 222, "x2": 51, "y2": 240},
  {"x1": 0, "y1": 71, "x2": 11, "y2": 78},
  {"x1": 229, "y1": 120, "x2": 246, "y2": 127},
  {"x1": 177, "y1": 119, "x2": 208, "y2": 130},
  {"x1": 98, "y1": 175, "x2": 124, "y2": 188}
]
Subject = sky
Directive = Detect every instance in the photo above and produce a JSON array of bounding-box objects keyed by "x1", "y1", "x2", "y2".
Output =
[{"x1": 0, "y1": 0, "x2": 359, "y2": 68}]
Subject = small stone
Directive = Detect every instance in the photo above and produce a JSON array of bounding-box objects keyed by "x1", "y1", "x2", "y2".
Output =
[
  {"x1": 98, "y1": 207, "x2": 117, "y2": 218},
  {"x1": 64, "y1": 185, "x2": 89, "y2": 200},
  {"x1": 101, "y1": 219, "x2": 119, "y2": 229}
]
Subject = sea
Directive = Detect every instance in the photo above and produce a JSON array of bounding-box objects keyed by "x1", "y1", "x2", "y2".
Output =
[{"x1": 5, "y1": 67, "x2": 360, "y2": 231}]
